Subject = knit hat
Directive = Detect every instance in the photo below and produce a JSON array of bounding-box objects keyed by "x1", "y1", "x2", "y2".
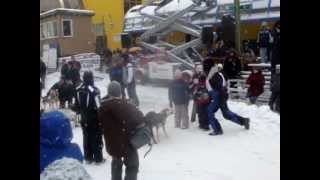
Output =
[
  {"x1": 40, "y1": 158, "x2": 92, "y2": 180},
  {"x1": 108, "y1": 81, "x2": 121, "y2": 97}
]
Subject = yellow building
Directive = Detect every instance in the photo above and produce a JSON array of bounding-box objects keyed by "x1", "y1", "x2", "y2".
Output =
[
  {"x1": 82, "y1": 0, "x2": 124, "y2": 50},
  {"x1": 82, "y1": 0, "x2": 144, "y2": 50}
]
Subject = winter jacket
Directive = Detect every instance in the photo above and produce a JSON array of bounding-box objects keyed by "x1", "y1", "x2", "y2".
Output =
[
  {"x1": 246, "y1": 71, "x2": 265, "y2": 97},
  {"x1": 69, "y1": 67, "x2": 81, "y2": 85},
  {"x1": 193, "y1": 82, "x2": 210, "y2": 105},
  {"x1": 208, "y1": 72, "x2": 229, "y2": 102},
  {"x1": 98, "y1": 96, "x2": 145, "y2": 158},
  {"x1": 49, "y1": 80, "x2": 75, "y2": 102},
  {"x1": 169, "y1": 79, "x2": 190, "y2": 106},
  {"x1": 40, "y1": 111, "x2": 83, "y2": 173},
  {"x1": 61, "y1": 64, "x2": 70, "y2": 80},
  {"x1": 110, "y1": 65, "x2": 124, "y2": 85},
  {"x1": 223, "y1": 57, "x2": 241, "y2": 79},
  {"x1": 257, "y1": 29, "x2": 272, "y2": 48},
  {"x1": 73, "y1": 84, "x2": 101, "y2": 132}
]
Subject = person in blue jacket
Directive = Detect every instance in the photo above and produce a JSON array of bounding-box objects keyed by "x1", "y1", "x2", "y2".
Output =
[
  {"x1": 206, "y1": 64, "x2": 250, "y2": 136},
  {"x1": 169, "y1": 69, "x2": 190, "y2": 129},
  {"x1": 40, "y1": 111, "x2": 83, "y2": 173}
]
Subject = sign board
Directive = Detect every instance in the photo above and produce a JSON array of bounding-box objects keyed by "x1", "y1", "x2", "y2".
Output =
[
  {"x1": 42, "y1": 43, "x2": 57, "y2": 70},
  {"x1": 113, "y1": 34, "x2": 121, "y2": 42},
  {"x1": 59, "y1": 53, "x2": 100, "y2": 72},
  {"x1": 148, "y1": 62, "x2": 181, "y2": 80}
]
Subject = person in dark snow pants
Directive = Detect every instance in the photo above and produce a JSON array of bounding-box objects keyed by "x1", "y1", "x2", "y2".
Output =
[
  {"x1": 193, "y1": 74, "x2": 210, "y2": 130},
  {"x1": 72, "y1": 71, "x2": 105, "y2": 164},
  {"x1": 206, "y1": 64, "x2": 250, "y2": 135},
  {"x1": 40, "y1": 111, "x2": 83, "y2": 173}
]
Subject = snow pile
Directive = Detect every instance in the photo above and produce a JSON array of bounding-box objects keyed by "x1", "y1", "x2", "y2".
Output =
[
  {"x1": 40, "y1": 158, "x2": 92, "y2": 180},
  {"x1": 45, "y1": 71, "x2": 280, "y2": 180}
]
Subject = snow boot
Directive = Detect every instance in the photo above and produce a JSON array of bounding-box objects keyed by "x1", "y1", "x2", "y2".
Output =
[
  {"x1": 209, "y1": 130, "x2": 223, "y2": 136},
  {"x1": 94, "y1": 158, "x2": 106, "y2": 165},
  {"x1": 243, "y1": 118, "x2": 250, "y2": 130}
]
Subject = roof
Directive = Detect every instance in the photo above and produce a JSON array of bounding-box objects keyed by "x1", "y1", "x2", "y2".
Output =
[{"x1": 40, "y1": 8, "x2": 95, "y2": 19}]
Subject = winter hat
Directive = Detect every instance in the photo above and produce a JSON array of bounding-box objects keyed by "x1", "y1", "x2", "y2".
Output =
[
  {"x1": 108, "y1": 81, "x2": 121, "y2": 98},
  {"x1": 40, "y1": 158, "x2": 93, "y2": 180},
  {"x1": 83, "y1": 71, "x2": 94, "y2": 86}
]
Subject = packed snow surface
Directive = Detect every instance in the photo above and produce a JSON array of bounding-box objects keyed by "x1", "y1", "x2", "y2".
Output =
[{"x1": 44, "y1": 71, "x2": 280, "y2": 180}]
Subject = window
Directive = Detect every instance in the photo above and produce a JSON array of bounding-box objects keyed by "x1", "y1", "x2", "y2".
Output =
[
  {"x1": 40, "y1": 24, "x2": 45, "y2": 39},
  {"x1": 94, "y1": 24, "x2": 104, "y2": 36},
  {"x1": 40, "y1": 21, "x2": 58, "y2": 40},
  {"x1": 62, "y1": 19, "x2": 73, "y2": 37}
]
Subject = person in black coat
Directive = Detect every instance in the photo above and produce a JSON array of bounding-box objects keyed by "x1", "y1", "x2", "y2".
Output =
[
  {"x1": 223, "y1": 51, "x2": 242, "y2": 80},
  {"x1": 48, "y1": 76, "x2": 75, "y2": 108},
  {"x1": 40, "y1": 58, "x2": 47, "y2": 88},
  {"x1": 61, "y1": 60, "x2": 71, "y2": 81},
  {"x1": 207, "y1": 64, "x2": 250, "y2": 135},
  {"x1": 271, "y1": 20, "x2": 280, "y2": 75},
  {"x1": 269, "y1": 67, "x2": 280, "y2": 113},
  {"x1": 72, "y1": 71, "x2": 105, "y2": 164}
]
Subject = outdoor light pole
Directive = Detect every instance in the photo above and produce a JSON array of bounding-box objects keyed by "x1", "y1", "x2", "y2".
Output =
[{"x1": 234, "y1": 0, "x2": 241, "y2": 52}]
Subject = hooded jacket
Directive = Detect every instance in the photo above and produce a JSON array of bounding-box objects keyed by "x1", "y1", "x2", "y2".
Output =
[
  {"x1": 246, "y1": 70, "x2": 265, "y2": 97},
  {"x1": 98, "y1": 96, "x2": 144, "y2": 158},
  {"x1": 40, "y1": 111, "x2": 83, "y2": 173}
]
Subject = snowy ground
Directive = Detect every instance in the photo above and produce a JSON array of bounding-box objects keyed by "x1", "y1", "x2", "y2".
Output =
[{"x1": 44, "y1": 72, "x2": 280, "y2": 180}]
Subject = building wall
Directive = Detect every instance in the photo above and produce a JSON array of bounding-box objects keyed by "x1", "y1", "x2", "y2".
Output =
[
  {"x1": 83, "y1": 0, "x2": 124, "y2": 50},
  {"x1": 40, "y1": 0, "x2": 85, "y2": 12},
  {"x1": 40, "y1": 15, "x2": 95, "y2": 57}
]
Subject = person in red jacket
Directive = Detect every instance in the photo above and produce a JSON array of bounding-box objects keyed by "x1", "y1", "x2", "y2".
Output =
[{"x1": 246, "y1": 69, "x2": 265, "y2": 104}]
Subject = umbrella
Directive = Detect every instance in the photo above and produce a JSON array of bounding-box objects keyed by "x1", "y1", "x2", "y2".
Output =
[{"x1": 129, "y1": 47, "x2": 142, "y2": 53}]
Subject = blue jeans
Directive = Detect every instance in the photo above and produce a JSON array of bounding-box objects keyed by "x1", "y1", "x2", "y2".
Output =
[
  {"x1": 207, "y1": 90, "x2": 243, "y2": 132},
  {"x1": 260, "y1": 48, "x2": 268, "y2": 63}
]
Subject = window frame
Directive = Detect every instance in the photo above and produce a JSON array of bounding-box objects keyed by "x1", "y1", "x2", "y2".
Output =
[
  {"x1": 62, "y1": 19, "x2": 73, "y2": 38},
  {"x1": 40, "y1": 20, "x2": 59, "y2": 40}
]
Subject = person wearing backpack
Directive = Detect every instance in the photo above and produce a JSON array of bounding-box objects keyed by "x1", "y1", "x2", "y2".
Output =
[
  {"x1": 72, "y1": 71, "x2": 105, "y2": 164},
  {"x1": 98, "y1": 81, "x2": 145, "y2": 180}
]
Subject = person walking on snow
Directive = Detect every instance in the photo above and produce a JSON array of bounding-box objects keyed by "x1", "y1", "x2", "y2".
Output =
[
  {"x1": 98, "y1": 81, "x2": 145, "y2": 180},
  {"x1": 206, "y1": 64, "x2": 250, "y2": 136},
  {"x1": 169, "y1": 69, "x2": 190, "y2": 129},
  {"x1": 72, "y1": 71, "x2": 105, "y2": 164},
  {"x1": 257, "y1": 21, "x2": 273, "y2": 63}
]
